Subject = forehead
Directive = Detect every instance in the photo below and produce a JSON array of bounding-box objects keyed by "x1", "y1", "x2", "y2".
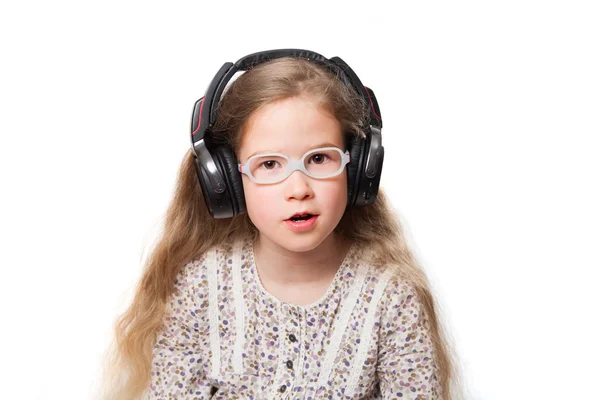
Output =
[{"x1": 238, "y1": 96, "x2": 344, "y2": 161}]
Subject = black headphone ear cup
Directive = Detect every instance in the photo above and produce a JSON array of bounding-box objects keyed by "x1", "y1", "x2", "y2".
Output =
[
  {"x1": 193, "y1": 153, "x2": 236, "y2": 219},
  {"x1": 346, "y1": 134, "x2": 367, "y2": 206},
  {"x1": 212, "y1": 146, "x2": 247, "y2": 216}
]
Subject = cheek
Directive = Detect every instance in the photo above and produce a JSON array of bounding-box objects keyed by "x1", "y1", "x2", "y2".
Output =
[
  {"x1": 322, "y1": 178, "x2": 348, "y2": 211},
  {"x1": 241, "y1": 178, "x2": 275, "y2": 224},
  {"x1": 310, "y1": 176, "x2": 347, "y2": 215}
]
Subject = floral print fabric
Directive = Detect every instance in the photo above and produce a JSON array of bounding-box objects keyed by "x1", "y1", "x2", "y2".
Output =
[{"x1": 149, "y1": 236, "x2": 441, "y2": 399}]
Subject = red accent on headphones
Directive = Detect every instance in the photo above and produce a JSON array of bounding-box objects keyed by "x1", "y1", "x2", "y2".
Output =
[{"x1": 192, "y1": 97, "x2": 205, "y2": 136}]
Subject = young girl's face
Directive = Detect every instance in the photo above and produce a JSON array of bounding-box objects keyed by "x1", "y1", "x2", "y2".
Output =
[{"x1": 237, "y1": 96, "x2": 348, "y2": 253}]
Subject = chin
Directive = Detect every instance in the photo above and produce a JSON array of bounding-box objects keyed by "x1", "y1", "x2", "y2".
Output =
[
  {"x1": 279, "y1": 237, "x2": 324, "y2": 253},
  {"x1": 264, "y1": 227, "x2": 336, "y2": 254}
]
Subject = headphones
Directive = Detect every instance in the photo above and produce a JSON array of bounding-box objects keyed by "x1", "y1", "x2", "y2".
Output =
[{"x1": 190, "y1": 49, "x2": 384, "y2": 219}]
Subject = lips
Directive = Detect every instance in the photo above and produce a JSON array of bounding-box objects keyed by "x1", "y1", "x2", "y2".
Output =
[{"x1": 284, "y1": 213, "x2": 319, "y2": 231}]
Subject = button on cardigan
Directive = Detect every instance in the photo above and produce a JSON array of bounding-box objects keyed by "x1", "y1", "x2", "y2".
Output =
[{"x1": 149, "y1": 236, "x2": 441, "y2": 399}]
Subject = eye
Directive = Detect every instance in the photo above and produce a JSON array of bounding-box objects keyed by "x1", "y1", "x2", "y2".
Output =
[
  {"x1": 309, "y1": 153, "x2": 330, "y2": 164},
  {"x1": 260, "y1": 160, "x2": 281, "y2": 169}
]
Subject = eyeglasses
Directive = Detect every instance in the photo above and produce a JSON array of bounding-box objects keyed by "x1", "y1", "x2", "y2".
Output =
[{"x1": 238, "y1": 147, "x2": 351, "y2": 185}]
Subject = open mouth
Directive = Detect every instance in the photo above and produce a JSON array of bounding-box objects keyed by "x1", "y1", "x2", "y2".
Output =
[
  {"x1": 289, "y1": 214, "x2": 314, "y2": 222},
  {"x1": 285, "y1": 212, "x2": 319, "y2": 231},
  {"x1": 287, "y1": 212, "x2": 318, "y2": 222}
]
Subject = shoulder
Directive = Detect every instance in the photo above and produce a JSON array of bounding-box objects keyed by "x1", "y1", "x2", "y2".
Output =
[
  {"x1": 169, "y1": 240, "x2": 228, "y2": 303},
  {"x1": 175, "y1": 237, "x2": 242, "y2": 282},
  {"x1": 347, "y1": 255, "x2": 423, "y2": 327},
  {"x1": 173, "y1": 251, "x2": 211, "y2": 295},
  {"x1": 199, "y1": 236, "x2": 247, "y2": 270},
  {"x1": 372, "y1": 267, "x2": 425, "y2": 320},
  {"x1": 346, "y1": 247, "x2": 415, "y2": 305},
  {"x1": 171, "y1": 237, "x2": 246, "y2": 297},
  {"x1": 357, "y1": 263, "x2": 418, "y2": 304},
  {"x1": 381, "y1": 272, "x2": 420, "y2": 305}
]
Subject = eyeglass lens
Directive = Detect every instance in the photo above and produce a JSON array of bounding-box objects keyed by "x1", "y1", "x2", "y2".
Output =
[{"x1": 248, "y1": 149, "x2": 343, "y2": 183}]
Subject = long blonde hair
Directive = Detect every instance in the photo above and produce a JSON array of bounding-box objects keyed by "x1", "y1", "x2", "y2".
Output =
[{"x1": 99, "y1": 57, "x2": 464, "y2": 399}]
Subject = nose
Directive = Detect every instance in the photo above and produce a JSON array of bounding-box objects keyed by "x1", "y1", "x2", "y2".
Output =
[{"x1": 283, "y1": 169, "x2": 314, "y2": 201}]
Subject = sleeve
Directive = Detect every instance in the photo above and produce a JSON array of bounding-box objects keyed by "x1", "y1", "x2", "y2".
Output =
[
  {"x1": 376, "y1": 279, "x2": 442, "y2": 399},
  {"x1": 148, "y1": 259, "x2": 214, "y2": 400}
]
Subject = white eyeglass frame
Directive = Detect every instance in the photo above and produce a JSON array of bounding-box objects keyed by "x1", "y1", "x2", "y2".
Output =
[{"x1": 238, "y1": 146, "x2": 351, "y2": 185}]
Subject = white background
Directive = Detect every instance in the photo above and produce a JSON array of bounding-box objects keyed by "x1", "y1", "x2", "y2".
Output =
[{"x1": 1, "y1": 1, "x2": 598, "y2": 399}]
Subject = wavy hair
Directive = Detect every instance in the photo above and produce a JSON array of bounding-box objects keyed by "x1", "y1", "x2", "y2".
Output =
[{"x1": 98, "y1": 57, "x2": 464, "y2": 399}]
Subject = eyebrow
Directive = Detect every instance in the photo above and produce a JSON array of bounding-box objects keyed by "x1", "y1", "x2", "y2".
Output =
[{"x1": 246, "y1": 142, "x2": 340, "y2": 159}]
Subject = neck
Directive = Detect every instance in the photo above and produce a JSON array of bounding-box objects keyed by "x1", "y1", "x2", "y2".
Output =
[{"x1": 253, "y1": 233, "x2": 350, "y2": 286}]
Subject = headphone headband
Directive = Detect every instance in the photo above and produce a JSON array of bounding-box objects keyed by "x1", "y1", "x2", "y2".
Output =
[{"x1": 191, "y1": 49, "x2": 381, "y2": 144}]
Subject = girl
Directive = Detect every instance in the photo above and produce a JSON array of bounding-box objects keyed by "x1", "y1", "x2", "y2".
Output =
[{"x1": 100, "y1": 49, "x2": 462, "y2": 399}]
